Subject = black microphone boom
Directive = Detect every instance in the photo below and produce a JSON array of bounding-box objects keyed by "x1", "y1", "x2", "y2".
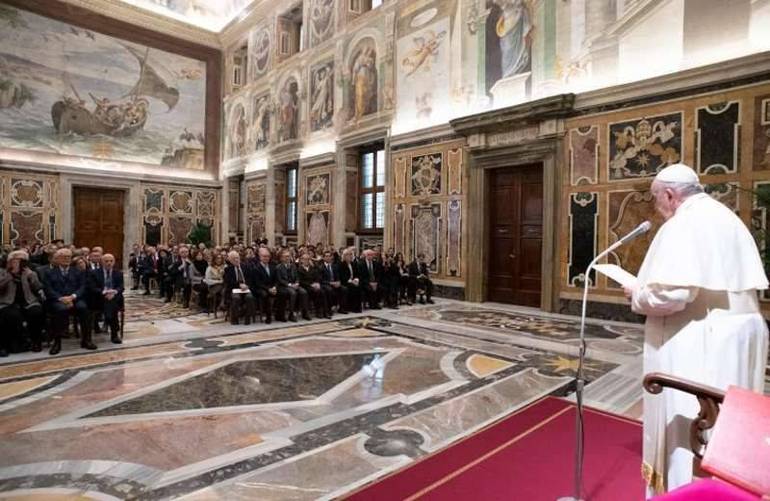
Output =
[{"x1": 556, "y1": 220, "x2": 651, "y2": 501}]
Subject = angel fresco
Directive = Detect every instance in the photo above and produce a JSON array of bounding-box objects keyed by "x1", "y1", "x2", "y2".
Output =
[
  {"x1": 278, "y1": 80, "x2": 299, "y2": 142},
  {"x1": 401, "y1": 30, "x2": 447, "y2": 78}
]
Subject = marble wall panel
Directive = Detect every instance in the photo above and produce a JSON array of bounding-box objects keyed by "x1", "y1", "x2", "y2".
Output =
[
  {"x1": 245, "y1": 178, "x2": 267, "y2": 243},
  {"x1": 567, "y1": 192, "x2": 597, "y2": 287},
  {"x1": 608, "y1": 113, "x2": 682, "y2": 180},
  {"x1": 447, "y1": 199, "x2": 461, "y2": 277},
  {"x1": 752, "y1": 95, "x2": 770, "y2": 170},
  {"x1": 302, "y1": 165, "x2": 333, "y2": 245},
  {"x1": 696, "y1": 101, "x2": 740, "y2": 174},
  {"x1": 410, "y1": 153, "x2": 442, "y2": 197},
  {"x1": 390, "y1": 140, "x2": 465, "y2": 283},
  {"x1": 410, "y1": 204, "x2": 442, "y2": 272},
  {"x1": 0, "y1": 170, "x2": 59, "y2": 248},
  {"x1": 140, "y1": 184, "x2": 219, "y2": 246},
  {"x1": 447, "y1": 147, "x2": 463, "y2": 195},
  {"x1": 561, "y1": 82, "x2": 770, "y2": 309},
  {"x1": 607, "y1": 190, "x2": 662, "y2": 284},
  {"x1": 275, "y1": 170, "x2": 286, "y2": 235},
  {"x1": 569, "y1": 126, "x2": 599, "y2": 185}
]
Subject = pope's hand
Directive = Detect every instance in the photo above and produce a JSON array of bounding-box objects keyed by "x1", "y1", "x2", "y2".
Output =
[{"x1": 623, "y1": 283, "x2": 637, "y2": 299}]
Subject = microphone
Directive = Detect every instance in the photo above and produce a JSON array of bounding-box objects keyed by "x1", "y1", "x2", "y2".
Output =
[
  {"x1": 557, "y1": 219, "x2": 652, "y2": 501},
  {"x1": 618, "y1": 220, "x2": 652, "y2": 245}
]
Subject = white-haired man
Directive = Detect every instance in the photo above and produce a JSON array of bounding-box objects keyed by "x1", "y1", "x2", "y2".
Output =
[{"x1": 624, "y1": 163, "x2": 769, "y2": 495}]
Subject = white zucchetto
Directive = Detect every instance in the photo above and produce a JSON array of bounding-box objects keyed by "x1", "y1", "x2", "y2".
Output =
[{"x1": 654, "y1": 163, "x2": 700, "y2": 184}]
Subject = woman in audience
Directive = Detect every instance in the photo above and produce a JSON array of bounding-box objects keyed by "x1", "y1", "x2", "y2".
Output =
[
  {"x1": 205, "y1": 253, "x2": 225, "y2": 313},
  {"x1": 192, "y1": 248, "x2": 209, "y2": 311},
  {"x1": 0, "y1": 250, "x2": 45, "y2": 355},
  {"x1": 394, "y1": 252, "x2": 411, "y2": 305}
]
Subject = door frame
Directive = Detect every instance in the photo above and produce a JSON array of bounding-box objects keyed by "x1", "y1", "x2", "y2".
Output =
[
  {"x1": 61, "y1": 175, "x2": 141, "y2": 271},
  {"x1": 466, "y1": 138, "x2": 561, "y2": 312}
]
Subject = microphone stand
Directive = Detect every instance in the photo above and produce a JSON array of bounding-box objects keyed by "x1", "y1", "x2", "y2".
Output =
[{"x1": 557, "y1": 240, "x2": 622, "y2": 501}]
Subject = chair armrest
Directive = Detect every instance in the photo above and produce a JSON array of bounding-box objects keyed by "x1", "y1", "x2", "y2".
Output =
[{"x1": 643, "y1": 372, "x2": 725, "y2": 459}]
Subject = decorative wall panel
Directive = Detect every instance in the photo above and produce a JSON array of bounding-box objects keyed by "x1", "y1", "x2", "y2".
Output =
[
  {"x1": 608, "y1": 113, "x2": 682, "y2": 180},
  {"x1": 752, "y1": 181, "x2": 770, "y2": 300},
  {"x1": 562, "y1": 82, "x2": 770, "y2": 306},
  {"x1": 139, "y1": 184, "x2": 219, "y2": 245},
  {"x1": 752, "y1": 95, "x2": 770, "y2": 170},
  {"x1": 0, "y1": 170, "x2": 59, "y2": 248},
  {"x1": 567, "y1": 192, "x2": 597, "y2": 287},
  {"x1": 245, "y1": 178, "x2": 267, "y2": 243},
  {"x1": 569, "y1": 126, "x2": 599, "y2": 185},
  {"x1": 390, "y1": 139, "x2": 465, "y2": 284},
  {"x1": 274, "y1": 170, "x2": 286, "y2": 235},
  {"x1": 301, "y1": 165, "x2": 333, "y2": 246},
  {"x1": 696, "y1": 101, "x2": 740, "y2": 174}
]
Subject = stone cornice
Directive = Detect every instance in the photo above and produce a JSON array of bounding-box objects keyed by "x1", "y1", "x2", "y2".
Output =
[
  {"x1": 450, "y1": 94, "x2": 576, "y2": 136},
  {"x1": 59, "y1": 0, "x2": 222, "y2": 48}
]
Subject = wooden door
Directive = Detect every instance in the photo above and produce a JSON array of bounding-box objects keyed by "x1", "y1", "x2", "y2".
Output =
[
  {"x1": 487, "y1": 165, "x2": 543, "y2": 306},
  {"x1": 73, "y1": 187, "x2": 125, "y2": 267}
]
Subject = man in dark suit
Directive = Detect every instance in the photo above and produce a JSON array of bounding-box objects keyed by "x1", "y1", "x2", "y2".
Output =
[
  {"x1": 223, "y1": 250, "x2": 256, "y2": 325},
  {"x1": 88, "y1": 253, "x2": 123, "y2": 344},
  {"x1": 358, "y1": 249, "x2": 382, "y2": 309},
  {"x1": 408, "y1": 253, "x2": 434, "y2": 304},
  {"x1": 297, "y1": 252, "x2": 328, "y2": 319},
  {"x1": 140, "y1": 246, "x2": 160, "y2": 295},
  {"x1": 44, "y1": 248, "x2": 92, "y2": 355},
  {"x1": 319, "y1": 251, "x2": 341, "y2": 315},
  {"x1": 276, "y1": 250, "x2": 310, "y2": 321},
  {"x1": 252, "y1": 247, "x2": 280, "y2": 323},
  {"x1": 166, "y1": 246, "x2": 193, "y2": 308},
  {"x1": 338, "y1": 250, "x2": 362, "y2": 313}
]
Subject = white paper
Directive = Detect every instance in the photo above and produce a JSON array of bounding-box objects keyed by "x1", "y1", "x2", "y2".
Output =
[
  {"x1": 232, "y1": 288, "x2": 249, "y2": 294},
  {"x1": 594, "y1": 264, "x2": 637, "y2": 288}
]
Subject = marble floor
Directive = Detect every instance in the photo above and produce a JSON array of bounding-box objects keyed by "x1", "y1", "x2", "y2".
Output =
[{"x1": 0, "y1": 294, "x2": 687, "y2": 500}]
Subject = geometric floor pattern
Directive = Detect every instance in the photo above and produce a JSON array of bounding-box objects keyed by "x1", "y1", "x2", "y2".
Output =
[{"x1": 0, "y1": 297, "x2": 648, "y2": 500}]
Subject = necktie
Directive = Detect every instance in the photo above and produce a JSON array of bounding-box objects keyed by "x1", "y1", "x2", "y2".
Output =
[
  {"x1": 105, "y1": 270, "x2": 112, "y2": 289},
  {"x1": 236, "y1": 266, "x2": 244, "y2": 283},
  {"x1": 327, "y1": 263, "x2": 333, "y2": 280},
  {"x1": 368, "y1": 261, "x2": 374, "y2": 280}
]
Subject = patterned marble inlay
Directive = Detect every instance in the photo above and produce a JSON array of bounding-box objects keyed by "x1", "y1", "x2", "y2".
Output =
[{"x1": 89, "y1": 353, "x2": 381, "y2": 416}]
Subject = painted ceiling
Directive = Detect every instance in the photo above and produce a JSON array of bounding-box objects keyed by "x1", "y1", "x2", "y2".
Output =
[{"x1": 117, "y1": 0, "x2": 256, "y2": 32}]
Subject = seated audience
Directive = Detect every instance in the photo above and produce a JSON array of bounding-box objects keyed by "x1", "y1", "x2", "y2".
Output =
[
  {"x1": 277, "y1": 250, "x2": 310, "y2": 321},
  {"x1": 358, "y1": 249, "x2": 382, "y2": 310},
  {"x1": 298, "y1": 252, "x2": 329, "y2": 319},
  {"x1": 320, "y1": 250, "x2": 345, "y2": 314},
  {"x1": 339, "y1": 250, "x2": 362, "y2": 313},
  {"x1": 252, "y1": 247, "x2": 279, "y2": 324},
  {"x1": 205, "y1": 253, "x2": 225, "y2": 311}
]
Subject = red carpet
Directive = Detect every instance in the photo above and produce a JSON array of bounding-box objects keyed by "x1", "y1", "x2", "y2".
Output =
[{"x1": 346, "y1": 397, "x2": 644, "y2": 501}]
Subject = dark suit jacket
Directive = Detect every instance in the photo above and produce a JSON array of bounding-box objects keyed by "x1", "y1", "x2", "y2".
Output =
[
  {"x1": 408, "y1": 261, "x2": 430, "y2": 278},
  {"x1": 297, "y1": 265, "x2": 320, "y2": 289},
  {"x1": 44, "y1": 266, "x2": 86, "y2": 303},
  {"x1": 223, "y1": 264, "x2": 251, "y2": 291},
  {"x1": 140, "y1": 254, "x2": 160, "y2": 275},
  {"x1": 338, "y1": 261, "x2": 359, "y2": 286},
  {"x1": 358, "y1": 259, "x2": 382, "y2": 287},
  {"x1": 252, "y1": 261, "x2": 278, "y2": 292},
  {"x1": 88, "y1": 268, "x2": 124, "y2": 309},
  {"x1": 319, "y1": 261, "x2": 337, "y2": 285},
  {"x1": 276, "y1": 263, "x2": 299, "y2": 288}
]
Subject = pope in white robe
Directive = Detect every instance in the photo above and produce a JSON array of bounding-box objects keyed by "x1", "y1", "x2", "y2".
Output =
[{"x1": 625, "y1": 164, "x2": 769, "y2": 496}]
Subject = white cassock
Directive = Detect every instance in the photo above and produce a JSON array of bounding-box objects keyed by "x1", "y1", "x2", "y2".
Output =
[{"x1": 631, "y1": 192, "x2": 769, "y2": 496}]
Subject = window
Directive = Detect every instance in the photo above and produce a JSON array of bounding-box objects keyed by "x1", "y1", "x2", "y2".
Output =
[
  {"x1": 359, "y1": 146, "x2": 385, "y2": 231},
  {"x1": 232, "y1": 44, "x2": 248, "y2": 88},
  {"x1": 279, "y1": 4, "x2": 304, "y2": 58},
  {"x1": 286, "y1": 165, "x2": 298, "y2": 234}
]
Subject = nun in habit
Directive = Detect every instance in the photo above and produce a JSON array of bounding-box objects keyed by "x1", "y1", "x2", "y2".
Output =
[{"x1": 624, "y1": 163, "x2": 769, "y2": 496}]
